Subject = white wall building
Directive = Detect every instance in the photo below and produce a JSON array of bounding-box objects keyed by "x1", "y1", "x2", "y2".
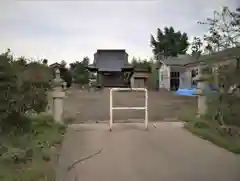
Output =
[
  {"x1": 157, "y1": 48, "x2": 240, "y2": 91},
  {"x1": 158, "y1": 55, "x2": 197, "y2": 91}
]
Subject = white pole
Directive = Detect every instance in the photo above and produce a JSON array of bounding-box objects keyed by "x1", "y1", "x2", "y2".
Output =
[
  {"x1": 109, "y1": 88, "x2": 148, "y2": 131},
  {"x1": 109, "y1": 89, "x2": 113, "y2": 131},
  {"x1": 145, "y1": 89, "x2": 148, "y2": 130}
]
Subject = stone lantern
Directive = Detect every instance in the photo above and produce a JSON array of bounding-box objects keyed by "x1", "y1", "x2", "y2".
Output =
[
  {"x1": 53, "y1": 69, "x2": 64, "y2": 90},
  {"x1": 52, "y1": 69, "x2": 66, "y2": 123},
  {"x1": 193, "y1": 65, "x2": 211, "y2": 117}
]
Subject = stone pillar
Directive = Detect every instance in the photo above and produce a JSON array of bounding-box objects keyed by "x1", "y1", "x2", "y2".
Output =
[
  {"x1": 196, "y1": 82, "x2": 207, "y2": 116},
  {"x1": 194, "y1": 66, "x2": 209, "y2": 117},
  {"x1": 52, "y1": 69, "x2": 65, "y2": 123}
]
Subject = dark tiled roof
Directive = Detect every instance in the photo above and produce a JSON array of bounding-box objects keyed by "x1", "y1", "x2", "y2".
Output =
[
  {"x1": 49, "y1": 62, "x2": 60, "y2": 68},
  {"x1": 122, "y1": 64, "x2": 134, "y2": 69},
  {"x1": 185, "y1": 47, "x2": 240, "y2": 66},
  {"x1": 94, "y1": 49, "x2": 129, "y2": 71},
  {"x1": 161, "y1": 55, "x2": 197, "y2": 66},
  {"x1": 97, "y1": 49, "x2": 126, "y2": 53},
  {"x1": 160, "y1": 47, "x2": 240, "y2": 67}
]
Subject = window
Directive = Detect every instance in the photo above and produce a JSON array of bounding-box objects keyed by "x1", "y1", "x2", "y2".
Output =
[
  {"x1": 170, "y1": 72, "x2": 180, "y2": 78},
  {"x1": 191, "y1": 69, "x2": 198, "y2": 78},
  {"x1": 191, "y1": 69, "x2": 198, "y2": 87}
]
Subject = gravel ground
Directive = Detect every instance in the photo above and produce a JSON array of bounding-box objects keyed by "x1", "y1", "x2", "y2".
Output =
[{"x1": 62, "y1": 88, "x2": 197, "y2": 123}]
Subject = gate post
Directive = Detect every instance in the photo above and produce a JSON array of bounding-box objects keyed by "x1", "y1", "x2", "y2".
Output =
[
  {"x1": 144, "y1": 89, "x2": 148, "y2": 129},
  {"x1": 109, "y1": 88, "x2": 113, "y2": 130}
]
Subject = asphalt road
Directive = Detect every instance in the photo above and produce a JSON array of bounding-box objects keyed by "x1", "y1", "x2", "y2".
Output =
[{"x1": 56, "y1": 122, "x2": 240, "y2": 181}]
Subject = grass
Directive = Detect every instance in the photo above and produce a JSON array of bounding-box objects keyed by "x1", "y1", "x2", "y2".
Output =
[
  {"x1": 182, "y1": 113, "x2": 240, "y2": 154},
  {"x1": 185, "y1": 122, "x2": 240, "y2": 154},
  {"x1": 177, "y1": 106, "x2": 198, "y2": 123},
  {"x1": 0, "y1": 113, "x2": 67, "y2": 181}
]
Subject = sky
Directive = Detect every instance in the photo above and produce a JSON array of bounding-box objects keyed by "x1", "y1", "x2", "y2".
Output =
[{"x1": 0, "y1": 0, "x2": 239, "y2": 64}]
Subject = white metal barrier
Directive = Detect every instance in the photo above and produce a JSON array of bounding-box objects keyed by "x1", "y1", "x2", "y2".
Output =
[{"x1": 109, "y1": 88, "x2": 148, "y2": 131}]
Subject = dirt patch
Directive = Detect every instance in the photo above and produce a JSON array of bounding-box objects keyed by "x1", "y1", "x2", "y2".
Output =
[{"x1": 63, "y1": 88, "x2": 197, "y2": 122}]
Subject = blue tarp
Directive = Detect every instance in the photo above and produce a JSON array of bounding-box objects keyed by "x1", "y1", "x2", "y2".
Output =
[
  {"x1": 175, "y1": 88, "x2": 197, "y2": 97},
  {"x1": 175, "y1": 86, "x2": 217, "y2": 97}
]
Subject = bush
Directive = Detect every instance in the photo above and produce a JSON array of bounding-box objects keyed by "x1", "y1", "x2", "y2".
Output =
[
  {"x1": 30, "y1": 113, "x2": 55, "y2": 128},
  {"x1": 194, "y1": 120, "x2": 211, "y2": 129},
  {"x1": 0, "y1": 54, "x2": 18, "y2": 122},
  {"x1": 0, "y1": 51, "x2": 66, "y2": 181},
  {"x1": 205, "y1": 63, "x2": 240, "y2": 127},
  {"x1": 1, "y1": 147, "x2": 32, "y2": 164},
  {"x1": 0, "y1": 114, "x2": 67, "y2": 181},
  {"x1": 185, "y1": 121, "x2": 240, "y2": 154},
  {"x1": 0, "y1": 53, "x2": 52, "y2": 132},
  {"x1": 59, "y1": 66, "x2": 72, "y2": 87}
]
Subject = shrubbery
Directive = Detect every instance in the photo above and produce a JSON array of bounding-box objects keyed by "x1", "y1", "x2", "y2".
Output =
[
  {"x1": 0, "y1": 50, "x2": 67, "y2": 180},
  {"x1": 69, "y1": 57, "x2": 89, "y2": 85},
  {"x1": 205, "y1": 64, "x2": 240, "y2": 127},
  {"x1": 59, "y1": 65, "x2": 72, "y2": 88},
  {"x1": 0, "y1": 52, "x2": 52, "y2": 132},
  {"x1": 0, "y1": 113, "x2": 67, "y2": 181}
]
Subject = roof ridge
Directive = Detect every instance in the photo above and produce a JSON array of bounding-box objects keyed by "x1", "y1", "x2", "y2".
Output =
[{"x1": 97, "y1": 49, "x2": 126, "y2": 52}]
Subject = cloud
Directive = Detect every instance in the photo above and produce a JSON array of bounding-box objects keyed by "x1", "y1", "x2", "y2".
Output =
[{"x1": 0, "y1": 0, "x2": 238, "y2": 64}]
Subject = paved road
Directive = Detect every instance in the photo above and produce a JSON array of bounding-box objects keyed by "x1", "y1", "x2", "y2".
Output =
[{"x1": 56, "y1": 123, "x2": 240, "y2": 181}]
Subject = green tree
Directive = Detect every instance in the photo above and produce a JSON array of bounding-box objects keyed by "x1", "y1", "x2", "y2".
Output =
[
  {"x1": 0, "y1": 53, "x2": 18, "y2": 122},
  {"x1": 82, "y1": 57, "x2": 89, "y2": 66},
  {"x1": 130, "y1": 57, "x2": 151, "y2": 70},
  {"x1": 191, "y1": 37, "x2": 203, "y2": 58},
  {"x1": 60, "y1": 60, "x2": 67, "y2": 67},
  {"x1": 58, "y1": 62, "x2": 72, "y2": 88},
  {"x1": 197, "y1": 6, "x2": 240, "y2": 129},
  {"x1": 198, "y1": 6, "x2": 240, "y2": 52},
  {"x1": 69, "y1": 61, "x2": 80, "y2": 70},
  {"x1": 71, "y1": 57, "x2": 90, "y2": 85},
  {"x1": 150, "y1": 27, "x2": 189, "y2": 60},
  {"x1": 130, "y1": 57, "x2": 159, "y2": 89},
  {"x1": 42, "y1": 59, "x2": 48, "y2": 65},
  {"x1": 0, "y1": 50, "x2": 52, "y2": 130}
]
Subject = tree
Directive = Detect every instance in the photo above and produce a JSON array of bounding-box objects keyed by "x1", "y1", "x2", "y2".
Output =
[
  {"x1": 0, "y1": 53, "x2": 18, "y2": 122},
  {"x1": 150, "y1": 27, "x2": 189, "y2": 60},
  {"x1": 69, "y1": 61, "x2": 80, "y2": 70},
  {"x1": 130, "y1": 57, "x2": 151, "y2": 70},
  {"x1": 82, "y1": 57, "x2": 89, "y2": 66},
  {"x1": 130, "y1": 57, "x2": 159, "y2": 89},
  {"x1": 0, "y1": 51, "x2": 52, "y2": 130},
  {"x1": 60, "y1": 60, "x2": 67, "y2": 67},
  {"x1": 198, "y1": 6, "x2": 240, "y2": 52},
  {"x1": 130, "y1": 57, "x2": 138, "y2": 67},
  {"x1": 191, "y1": 37, "x2": 203, "y2": 58},
  {"x1": 42, "y1": 59, "x2": 48, "y2": 65},
  {"x1": 59, "y1": 60, "x2": 72, "y2": 88},
  {"x1": 197, "y1": 6, "x2": 240, "y2": 131},
  {"x1": 71, "y1": 57, "x2": 90, "y2": 85}
]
